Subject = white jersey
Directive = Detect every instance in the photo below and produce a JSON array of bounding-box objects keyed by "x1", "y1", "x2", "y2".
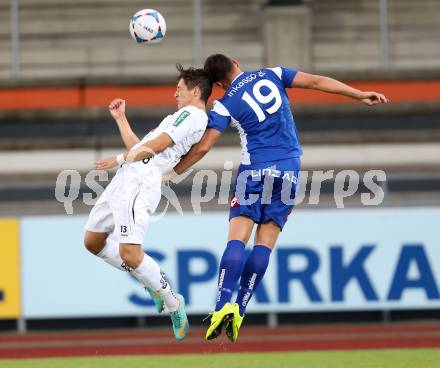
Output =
[
  {"x1": 86, "y1": 106, "x2": 207, "y2": 244},
  {"x1": 126, "y1": 105, "x2": 208, "y2": 180}
]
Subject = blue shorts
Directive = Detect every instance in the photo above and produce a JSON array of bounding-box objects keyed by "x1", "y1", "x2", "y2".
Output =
[{"x1": 229, "y1": 157, "x2": 301, "y2": 230}]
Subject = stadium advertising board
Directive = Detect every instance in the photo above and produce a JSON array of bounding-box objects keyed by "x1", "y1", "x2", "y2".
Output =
[
  {"x1": 0, "y1": 218, "x2": 21, "y2": 319},
  {"x1": 21, "y1": 208, "x2": 440, "y2": 318}
]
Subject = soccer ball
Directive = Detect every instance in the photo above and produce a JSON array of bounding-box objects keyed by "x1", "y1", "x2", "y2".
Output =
[{"x1": 129, "y1": 9, "x2": 166, "y2": 44}]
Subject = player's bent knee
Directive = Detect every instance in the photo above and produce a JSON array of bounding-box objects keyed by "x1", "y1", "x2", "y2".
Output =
[
  {"x1": 119, "y1": 244, "x2": 143, "y2": 269},
  {"x1": 84, "y1": 239, "x2": 102, "y2": 255},
  {"x1": 84, "y1": 231, "x2": 107, "y2": 255}
]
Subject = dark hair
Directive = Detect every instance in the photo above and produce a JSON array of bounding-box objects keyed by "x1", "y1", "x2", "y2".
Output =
[
  {"x1": 176, "y1": 63, "x2": 213, "y2": 104},
  {"x1": 203, "y1": 54, "x2": 234, "y2": 83}
]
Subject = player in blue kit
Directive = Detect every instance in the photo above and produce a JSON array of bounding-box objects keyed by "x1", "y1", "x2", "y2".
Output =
[{"x1": 167, "y1": 54, "x2": 388, "y2": 342}]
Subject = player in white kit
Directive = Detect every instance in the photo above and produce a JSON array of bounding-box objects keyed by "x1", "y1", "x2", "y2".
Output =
[{"x1": 84, "y1": 65, "x2": 212, "y2": 340}]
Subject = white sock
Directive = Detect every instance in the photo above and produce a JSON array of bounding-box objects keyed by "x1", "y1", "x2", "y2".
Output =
[
  {"x1": 98, "y1": 242, "x2": 179, "y2": 312},
  {"x1": 132, "y1": 254, "x2": 180, "y2": 312},
  {"x1": 96, "y1": 237, "x2": 127, "y2": 271},
  {"x1": 160, "y1": 286, "x2": 180, "y2": 313}
]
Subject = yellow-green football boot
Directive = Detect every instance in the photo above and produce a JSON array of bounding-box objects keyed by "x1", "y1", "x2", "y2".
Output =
[
  {"x1": 225, "y1": 303, "x2": 244, "y2": 342},
  {"x1": 205, "y1": 303, "x2": 234, "y2": 340}
]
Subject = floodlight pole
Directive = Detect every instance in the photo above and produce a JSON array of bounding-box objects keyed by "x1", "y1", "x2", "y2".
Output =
[
  {"x1": 379, "y1": 0, "x2": 390, "y2": 68},
  {"x1": 192, "y1": 0, "x2": 203, "y2": 68},
  {"x1": 10, "y1": 0, "x2": 20, "y2": 78}
]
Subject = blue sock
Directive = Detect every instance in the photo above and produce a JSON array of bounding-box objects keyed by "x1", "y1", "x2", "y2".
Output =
[
  {"x1": 215, "y1": 240, "x2": 246, "y2": 311},
  {"x1": 235, "y1": 245, "x2": 272, "y2": 316}
]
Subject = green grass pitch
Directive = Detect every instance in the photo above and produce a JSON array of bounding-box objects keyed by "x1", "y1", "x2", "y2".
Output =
[{"x1": 1, "y1": 349, "x2": 439, "y2": 368}]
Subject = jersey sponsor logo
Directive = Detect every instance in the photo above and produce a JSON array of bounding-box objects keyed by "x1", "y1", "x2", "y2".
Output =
[
  {"x1": 173, "y1": 110, "x2": 191, "y2": 127},
  {"x1": 251, "y1": 168, "x2": 298, "y2": 184}
]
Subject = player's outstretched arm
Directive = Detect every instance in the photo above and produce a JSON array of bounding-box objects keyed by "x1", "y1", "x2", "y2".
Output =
[
  {"x1": 172, "y1": 128, "x2": 222, "y2": 175},
  {"x1": 128, "y1": 133, "x2": 174, "y2": 162},
  {"x1": 94, "y1": 133, "x2": 173, "y2": 170},
  {"x1": 108, "y1": 98, "x2": 141, "y2": 149},
  {"x1": 292, "y1": 72, "x2": 389, "y2": 106}
]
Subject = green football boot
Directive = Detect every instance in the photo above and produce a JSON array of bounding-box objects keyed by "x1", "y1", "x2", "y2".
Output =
[
  {"x1": 145, "y1": 287, "x2": 165, "y2": 313},
  {"x1": 170, "y1": 294, "x2": 189, "y2": 341}
]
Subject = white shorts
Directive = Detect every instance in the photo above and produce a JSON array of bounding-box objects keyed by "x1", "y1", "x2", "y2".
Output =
[{"x1": 85, "y1": 165, "x2": 161, "y2": 244}]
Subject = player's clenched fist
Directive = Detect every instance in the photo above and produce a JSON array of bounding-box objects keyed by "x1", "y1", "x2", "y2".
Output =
[
  {"x1": 109, "y1": 98, "x2": 126, "y2": 120},
  {"x1": 358, "y1": 91, "x2": 389, "y2": 106}
]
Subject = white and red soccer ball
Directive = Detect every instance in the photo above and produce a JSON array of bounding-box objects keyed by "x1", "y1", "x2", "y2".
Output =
[{"x1": 129, "y1": 9, "x2": 166, "y2": 44}]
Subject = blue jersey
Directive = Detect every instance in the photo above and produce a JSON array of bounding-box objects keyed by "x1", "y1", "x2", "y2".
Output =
[{"x1": 208, "y1": 67, "x2": 302, "y2": 164}]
